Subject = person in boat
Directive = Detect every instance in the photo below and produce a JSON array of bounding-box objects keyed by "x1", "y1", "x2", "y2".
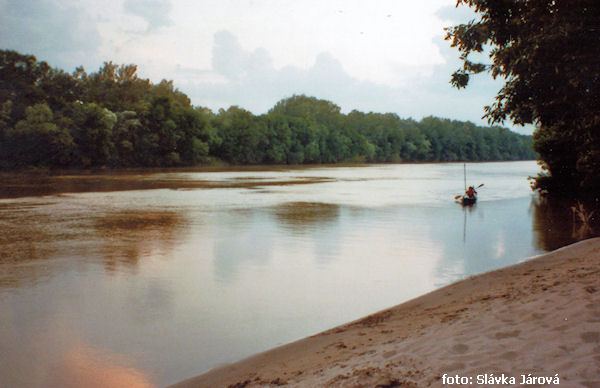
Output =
[{"x1": 465, "y1": 186, "x2": 477, "y2": 199}]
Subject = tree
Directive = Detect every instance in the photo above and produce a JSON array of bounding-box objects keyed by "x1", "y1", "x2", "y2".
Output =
[
  {"x1": 0, "y1": 50, "x2": 60, "y2": 124},
  {"x1": 446, "y1": 0, "x2": 600, "y2": 195},
  {"x1": 270, "y1": 95, "x2": 342, "y2": 130},
  {"x1": 145, "y1": 96, "x2": 180, "y2": 165},
  {"x1": 0, "y1": 48, "x2": 537, "y2": 170},
  {"x1": 213, "y1": 106, "x2": 266, "y2": 164},
  {"x1": 38, "y1": 68, "x2": 78, "y2": 112},
  {"x1": 7, "y1": 104, "x2": 74, "y2": 167},
  {"x1": 262, "y1": 114, "x2": 292, "y2": 164},
  {"x1": 173, "y1": 105, "x2": 212, "y2": 165},
  {"x1": 112, "y1": 110, "x2": 141, "y2": 166},
  {"x1": 69, "y1": 102, "x2": 116, "y2": 167},
  {"x1": 81, "y1": 62, "x2": 152, "y2": 112}
]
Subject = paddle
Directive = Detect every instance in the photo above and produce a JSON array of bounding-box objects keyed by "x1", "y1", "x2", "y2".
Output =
[{"x1": 455, "y1": 183, "x2": 484, "y2": 200}]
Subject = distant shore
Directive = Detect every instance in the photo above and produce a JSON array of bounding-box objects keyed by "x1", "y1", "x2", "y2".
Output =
[{"x1": 168, "y1": 238, "x2": 600, "y2": 388}]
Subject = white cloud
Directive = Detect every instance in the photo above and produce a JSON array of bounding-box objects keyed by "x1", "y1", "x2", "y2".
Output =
[
  {"x1": 179, "y1": 31, "x2": 498, "y2": 123},
  {"x1": 169, "y1": 0, "x2": 450, "y2": 87},
  {"x1": 123, "y1": 0, "x2": 174, "y2": 32}
]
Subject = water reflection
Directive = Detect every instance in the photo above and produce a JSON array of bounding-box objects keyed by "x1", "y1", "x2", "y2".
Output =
[
  {"x1": 46, "y1": 343, "x2": 156, "y2": 388},
  {"x1": 0, "y1": 171, "x2": 334, "y2": 199},
  {"x1": 460, "y1": 202, "x2": 477, "y2": 243},
  {"x1": 0, "y1": 202, "x2": 60, "y2": 264},
  {"x1": 530, "y1": 197, "x2": 599, "y2": 251},
  {"x1": 0, "y1": 299, "x2": 157, "y2": 388},
  {"x1": 93, "y1": 210, "x2": 186, "y2": 274},
  {"x1": 431, "y1": 196, "x2": 600, "y2": 286},
  {"x1": 273, "y1": 202, "x2": 340, "y2": 229},
  {"x1": 0, "y1": 174, "x2": 58, "y2": 198},
  {"x1": 213, "y1": 203, "x2": 343, "y2": 281},
  {"x1": 0, "y1": 202, "x2": 69, "y2": 288},
  {"x1": 273, "y1": 202, "x2": 342, "y2": 263},
  {"x1": 213, "y1": 210, "x2": 274, "y2": 281},
  {"x1": 5, "y1": 161, "x2": 597, "y2": 387},
  {"x1": 0, "y1": 203, "x2": 186, "y2": 288},
  {"x1": 427, "y1": 198, "x2": 544, "y2": 285}
]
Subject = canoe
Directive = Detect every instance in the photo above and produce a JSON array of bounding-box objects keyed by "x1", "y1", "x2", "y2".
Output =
[{"x1": 461, "y1": 195, "x2": 477, "y2": 205}]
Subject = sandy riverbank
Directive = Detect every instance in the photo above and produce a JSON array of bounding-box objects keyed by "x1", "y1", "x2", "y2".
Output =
[{"x1": 168, "y1": 238, "x2": 600, "y2": 388}]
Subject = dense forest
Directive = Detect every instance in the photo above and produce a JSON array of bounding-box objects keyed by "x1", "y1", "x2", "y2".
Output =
[{"x1": 0, "y1": 50, "x2": 536, "y2": 169}]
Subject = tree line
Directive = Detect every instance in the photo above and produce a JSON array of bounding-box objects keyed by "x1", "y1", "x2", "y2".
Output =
[{"x1": 0, "y1": 50, "x2": 536, "y2": 170}]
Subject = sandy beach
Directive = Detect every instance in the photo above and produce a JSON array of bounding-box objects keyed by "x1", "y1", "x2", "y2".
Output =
[{"x1": 168, "y1": 238, "x2": 600, "y2": 388}]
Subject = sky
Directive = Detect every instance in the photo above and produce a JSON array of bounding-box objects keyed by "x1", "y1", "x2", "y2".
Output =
[{"x1": 0, "y1": 0, "x2": 533, "y2": 134}]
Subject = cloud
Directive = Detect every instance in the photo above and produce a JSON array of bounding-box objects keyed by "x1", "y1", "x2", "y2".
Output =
[
  {"x1": 180, "y1": 31, "x2": 364, "y2": 113},
  {"x1": 177, "y1": 30, "x2": 532, "y2": 134},
  {"x1": 123, "y1": 0, "x2": 173, "y2": 32},
  {"x1": 212, "y1": 30, "x2": 274, "y2": 80},
  {"x1": 179, "y1": 33, "x2": 454, "y2": 115},
  {"x1": 0, "y1": 0, "x2": 102, "y2": 70},
  {"x1": 435, "y1": 3, "x2": 479, "y2": 25}
]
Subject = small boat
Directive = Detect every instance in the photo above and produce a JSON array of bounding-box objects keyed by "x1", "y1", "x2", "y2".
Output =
[
  {"x1": 460, "y1": 194, "x2": 477, "y2": 206},
  {"x1": 455, "y1": 164, "x2": 481, "y2": 206}
]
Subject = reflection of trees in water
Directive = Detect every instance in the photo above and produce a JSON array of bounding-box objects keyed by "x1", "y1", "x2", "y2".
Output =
[
  {"x1": 0, "y1": 173, "x2": 335, "y2": 199},
  {"x1": 0, "y1": 202, "x2": 65, "y2": 288},
  {"x1": 0, "y1": 205, "x2": 186, "y2": 288},
  {"x1": 93, "y1": 210, "x2": 186, "y2": 274},
  {"x1": 212, "y1": 209, "x2": 274, "y2": 281},
  {"x1": 274, "y1": 202, "x2": 342, "y2": 264},
  {"x1": 530, "y1": 197, "x2": 599, "y2": 252},
  {"x1": 0, "y1": 175, "x2": 59, "y2": 198},
  {"x1": 272, "y1": 202, "x2": 344, "y2": 266},
  {"x1": 431, "y1": 198, "x2": 542, "y2": 285},
  {"x1": 213, "y1": 203, "x2": 342, "y2": 282},
  {"x1": 273, "y1": 202, "x2": 340, "y2": 229}
]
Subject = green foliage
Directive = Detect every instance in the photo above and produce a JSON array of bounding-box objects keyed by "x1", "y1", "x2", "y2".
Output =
[
  {"x1": 269, "y1": 94, "x2": 342, "y2": 130},
  {"x1": 68, "y1": 102, "x2": 117, "y2": 167},
  {"x1": 211, "y1": 106, "x2": 267, "y2": 164},
  {"x1": 80, "y1": 62, "x2": 153, "y2": 112},
  {"x1": 6, "y1": 104, "x2": 74, "y2": 167},
  {"x1": 0, "y1": 50, "x2": 536, "y2": 170},
  {"x1": 208, "y1": 96, "x2": 534, "y2": 165},
  {"x1": 446, "y1": 0, "x2": 600, "y2": 195},
  {"x1": 0, "y1": 51, "x2": 63, "y2": 125}
]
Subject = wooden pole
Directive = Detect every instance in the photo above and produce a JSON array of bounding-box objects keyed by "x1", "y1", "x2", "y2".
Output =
[{"x1": 464, "y1": 163, "x2": 466, "y2": 192}]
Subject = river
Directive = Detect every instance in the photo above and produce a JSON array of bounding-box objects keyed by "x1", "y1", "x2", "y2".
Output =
[{"x1": 0, "y1": 161, "x2": 588, "y2": 387}]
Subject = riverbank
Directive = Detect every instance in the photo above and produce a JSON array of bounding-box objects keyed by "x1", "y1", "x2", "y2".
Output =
[{"x1": 168, "y1": 238, "x2": 600, "y2": 388}]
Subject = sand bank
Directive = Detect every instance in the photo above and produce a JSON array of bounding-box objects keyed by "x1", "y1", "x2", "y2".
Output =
[{"x1": 168, "y1": 238, "x2": 600, "y2": 387}]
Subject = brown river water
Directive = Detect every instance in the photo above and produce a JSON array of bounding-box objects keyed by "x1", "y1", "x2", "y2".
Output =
[{"x1": 0, "y1": 161, "x2": 589, "y2": 387}]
